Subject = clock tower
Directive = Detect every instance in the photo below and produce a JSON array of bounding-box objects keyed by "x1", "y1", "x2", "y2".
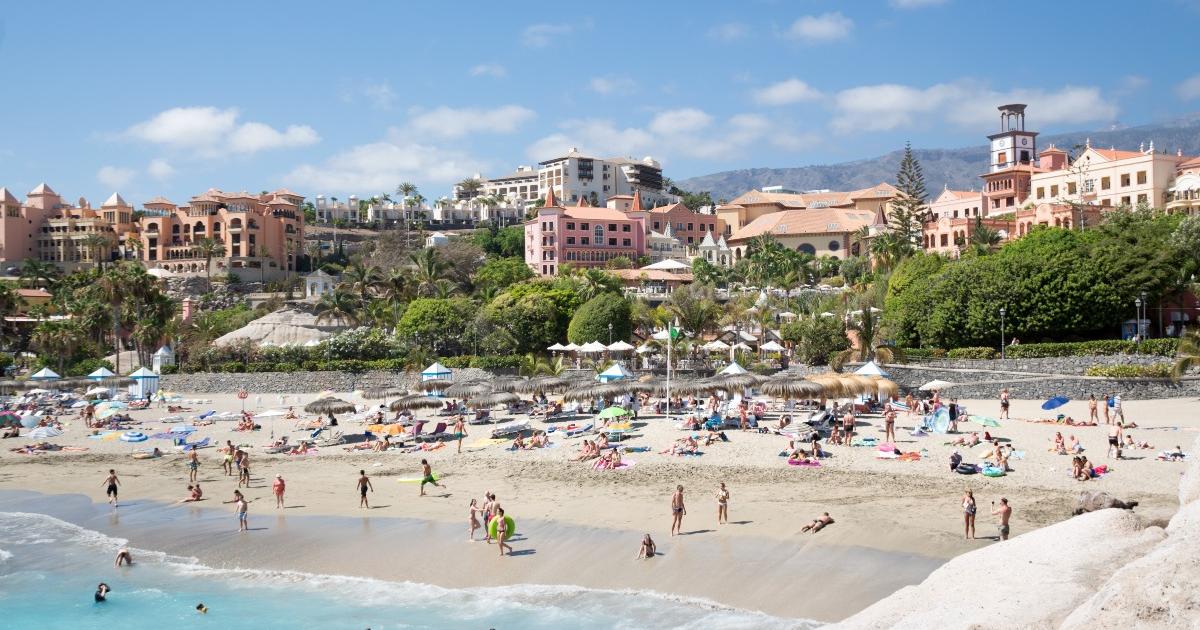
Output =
[
  {"x1": 981, "y1": 104, "x2": 1039, "y2": 216},
  {"x1": 988, "y1": 104, "x2": 1038, "y2": 172}
]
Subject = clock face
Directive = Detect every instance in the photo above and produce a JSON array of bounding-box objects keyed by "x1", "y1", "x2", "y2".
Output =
[{"x1": 1021, "y1": 137, "x2": 1029, "y2": 146}]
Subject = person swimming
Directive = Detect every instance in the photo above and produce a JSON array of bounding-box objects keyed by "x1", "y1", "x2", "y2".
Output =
[
  {"x1": 196, "y1": 603, "x2": 208, "y2": 614},
  {"x1": 94, "y1": 582, "x2": 111, "y2": 602}
]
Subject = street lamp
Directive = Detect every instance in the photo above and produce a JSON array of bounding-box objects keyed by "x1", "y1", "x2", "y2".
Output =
[
  {"x1": 999, "y1": 307, "x2": 1006, "y2": 359},
  {"x1": 1134, "y1": 297, "x2": 1143, "y2": 353},
  {"x1": 608, "y1": 322, "x2": 613, "y2": 345}
]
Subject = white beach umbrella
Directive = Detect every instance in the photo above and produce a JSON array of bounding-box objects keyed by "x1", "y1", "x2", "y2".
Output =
[
  {"x1": 635, "y1": 342, "x2": 656, "y2": 354},
  {"x1": 760, "y1": 340, "x2": 785, "y2": 352},
  {"x1": 579, "y1": 341, "x2": 607, "y2": 353},
  {"x1": 561, "y1": 343, "x2": 580, "y2": 352},
  {"x1": 547, "y1": 343, "x2": 566, "y2": 351},
  {"x1": 731, "y1": 342, "x2": 753, "y2": 352},
  {"x1": 702, "y1": 340, "x2": 730, "y2": 351},
  {"x1": 919, "y1": 379, "x2": 955, "y2": 391},
  {"x1": 606, "y1": 341, "x2": 635, "y2": 352},
  {"x1": 778, "y1": 311, "x2": 797, "y2": 320}
]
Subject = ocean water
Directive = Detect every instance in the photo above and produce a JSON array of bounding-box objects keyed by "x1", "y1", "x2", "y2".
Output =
[{"x1": 0, "y1": 511, "x2": 817, "y2": 629}]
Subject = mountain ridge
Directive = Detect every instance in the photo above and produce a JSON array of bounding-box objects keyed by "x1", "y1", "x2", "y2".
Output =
[{"x1": 677, "y1": 115, "x2": 1200, "y2": 202}]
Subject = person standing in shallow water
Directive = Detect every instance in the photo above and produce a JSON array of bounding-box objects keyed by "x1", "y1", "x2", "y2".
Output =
[
  {"x1": 670, "y1": 485, "x2": 686, "y2": 535},
  {"x1": 992, "y1": 497, "x2": 1012, "y2": 541}
]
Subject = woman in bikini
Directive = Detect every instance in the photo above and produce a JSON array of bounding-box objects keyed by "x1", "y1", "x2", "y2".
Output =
[
  {"x1": 999, "y1": 388, "x2": 1010, "y2": 420},
  {"x1": 962, "y1": 489, "x2": 977, "y2": 539},
  {"x1": 716, "y1": 482, "x2": 729, "y2": 525},
  {"x1": 468, "y1": 498, "x2": 482, "y2": 541}
]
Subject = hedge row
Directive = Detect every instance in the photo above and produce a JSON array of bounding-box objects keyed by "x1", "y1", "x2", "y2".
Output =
[
  {"x1": 1084, "y1": 363, "x2": 1174, "y2": 378},
  {"x1": 901, "y1": 338, "x2": 1179, "y2": 361}
]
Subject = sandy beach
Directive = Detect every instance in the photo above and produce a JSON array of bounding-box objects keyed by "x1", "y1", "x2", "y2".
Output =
[{"x1": 0, "y1": 391, "x2": 1193, "y2": 622}]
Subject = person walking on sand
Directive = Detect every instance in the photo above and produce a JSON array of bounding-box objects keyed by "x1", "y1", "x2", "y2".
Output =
[
  {"x1": 453, "y1": 416, "x2": 467, "y2": 454},
  {"x1": 223, "y1": 489, "x2": 249, "y2": 532},
  {"x1": 272, "y1": 474, "x2": 286, "y2": 508},
  {"x1": 716, "y1": 482, "x2": 730, "y2": 525},
  {"x1": 991, "y1": 497, "x2": 1012, "y2": 541},
  {"x1": 357, "y1": 470, "x2": 373, "y2": 508},
  {"x1": 187, "y1": 448, "x2": 200, "y2": 483},
  {"x1": 468, "y1": 499, "x2": 482, "y2": 541},
  {"x1": 962, "y1": 489, "x2": 977, "y2": 539},
  {"x1": 1102, "y1": 393, "x2": 1112, "y2": 424},
  {"x1": 884, "y1": 406, "x2": 897, "y2": 444},
  {"x1": 670, "y1": 485, "x2": 686, "y2": 536},
  {"x1": 222, "y1": 440, "x2": 235, "y2": 476},
  {"x1": 1088, "y1": 394, "x2": 1099, "y2": 424},
  {"x1": 102, "y1": 469, "x2": 120, "y2": 506},
  {"x1": 419, "y1": 459, "x2": 443, "y2": 496},
  {"x1": 496, "y1": 508, "x2": 513, "y2": 557},
  {"x1": 237, "y1": 450, "x2": 250, "y2": 488},
  {"x1": 998, "y1": 388, "x2": 1010, "y2": 421},
  {"x1": 1108, "y1": 422, "x2": 1125, "y2": 460},
  {"x1": 1112, "y1": 394, "x2": 1125, "y2": 423}
]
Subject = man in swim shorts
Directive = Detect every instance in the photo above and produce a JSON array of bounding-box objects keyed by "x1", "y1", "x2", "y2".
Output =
[
  {"x1": 992, "y1": 497, "x2": 1012, "y2": 540},
  {"x1": 358, "y1": 470, "x2": 373, "y2": 508},
  {"x1": 101, "y1": 469, "x2": 120, "y2": 506},
  {"x1": 419, "y1": 459, "x2": 443, "y2": 496},
  {"x1": 670, "y1": 485, "x2": 686, "y2": 535},
  {"x1": 94, "y1": 582, "x2": 110, "y2": 602}
]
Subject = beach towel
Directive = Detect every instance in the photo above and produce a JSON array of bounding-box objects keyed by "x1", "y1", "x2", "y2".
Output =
[
  {"x1": 198, "y1": 410, "x2": 216, "y2": 419},
  {"x1": 611, "y1": 460, "x2": 636, "y2": 470},
  {"x1": 787, "y1": 460, "x2": 820, "y2": 467}
]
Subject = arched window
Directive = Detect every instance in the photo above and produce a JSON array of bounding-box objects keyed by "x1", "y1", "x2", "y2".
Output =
[
  {"x1": 798, "y1": 243, "x2": 816, "y2": 255},
  {"x1": 146, "y1": 222, "x2": 159, "y2": 233},
  {"x1": 172, "y1": 224, "x2": 180, "y2": 234},
  {"x1": 593, "y1": 224, "x2": 604, "y2": 242},
  {"x1": 828, "y1": 240, "x2": 840, "y2": 251},
  {"x1": 230, "y1": 218, "x2": 243, "y2": 229},
  {"x1": 193, "y1": 221, "x2": 206, "y2": 233}
]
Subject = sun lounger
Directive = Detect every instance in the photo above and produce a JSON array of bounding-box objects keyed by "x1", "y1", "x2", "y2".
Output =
[
  {"x1": 318, "y1": 431, "x2": 345, "y2": 447},
  {"x1": 490, "y1": 420, "x2": 529, "y2": 438},
  {"x1": 180, "y1": 437, "x2": 211, "y2": 451},
  {"x1": 418, "y1": 422, "x2": 448, "y2": 442}
]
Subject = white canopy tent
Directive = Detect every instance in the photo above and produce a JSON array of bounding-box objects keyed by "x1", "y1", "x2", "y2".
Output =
[{"x1": 760, "y1": 340, "x2": 785, "y2": 352}]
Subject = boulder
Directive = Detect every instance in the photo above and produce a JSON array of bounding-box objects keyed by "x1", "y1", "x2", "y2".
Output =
[{"x1": 1072, "y1": 491, "x2": 1139, "y2": 515}]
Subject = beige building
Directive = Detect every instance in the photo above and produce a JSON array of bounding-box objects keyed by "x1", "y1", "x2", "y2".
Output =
[
  {"x1": 140, "y1": 188, "x2": 304, "y2": 281},
  {"x1": 726, "y1": 206, "x2": 883, "y2": 262},
  {"x1": 716, "y1": 184, "x2": 898, "y2": 237},
  {"x1": 0, "y1": 184, "x2": 135, "y2": 271},
  {"x1": 1165, "y1": 157, "x2": 1200, "y2": 216},
  {"x1": 1027, "y1": 141, "x2": 1184, "y2": 211}
]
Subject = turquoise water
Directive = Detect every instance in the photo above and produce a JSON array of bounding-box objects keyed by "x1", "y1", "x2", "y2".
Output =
[{"x1": 0, "y1": 511, "x2": 815, "y2": 629}]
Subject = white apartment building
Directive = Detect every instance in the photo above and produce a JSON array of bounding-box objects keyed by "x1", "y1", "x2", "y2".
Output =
[
  {"x1": 1025, "y1": 140, "x2": 1184, "y2": 211},
  {"x1": 313, "y1": 195, "x2": 431, "y2": 225},
  {"x1": 456, "y1": 148, "x2": 677, "y2": 209}
]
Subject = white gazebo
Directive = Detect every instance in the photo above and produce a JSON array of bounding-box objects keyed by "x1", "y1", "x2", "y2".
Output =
[
  {"x1": 305, "y1": 269, "x2": 339, "y2": 301},
  {"x1": 421, "y1": 362, "x2": 452, "y2": 382},
  {"x1": 87, "y1": 367, "x2": 116, "y2": 381},
  {"x1": 854, "y1": 360, "x2": 890, "y2": 377},
  {"x1": 152, "y1": 345, "x2": 175, "y2": 374},
  {"x1": 30, "y1": 367, "x2": 60, "y2": 381},
  {"x1": 597, "y1": 362, "x2": 635, "y2": 383},
  {"x1": 128, "y1": 367, "x2": 160, "y2": 398}
]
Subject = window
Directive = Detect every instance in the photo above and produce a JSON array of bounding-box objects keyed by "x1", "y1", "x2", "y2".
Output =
[
  {"x1": 608, "y1": 224, "x2": 617, "y2": 231},
  {"x1": 1136, "y1": 171, "x2": 1147, "y2": 185},
  {"x1": 1137, "y1": 194, "x2": 1147, "y2": 204},
  {"x1": 608, "y1": 238, "x2": 617, "y2": 246},
  {"x1": 594, "y1": 225, "x2": 604, "y2": 240},
  {"x1": 1121, "y1": 174, "x2": 1131, "y2": 187},
  {"x1": 1067, "y1": 182, "x2": 1077, "y2": 195},
  {"x1": 687, "y1": 223, "x2": 693, "y2": 230},
  {"x1": 1121, "y1": 196, "x2": 1131, "y2": 206},
  {"x1": 622, "y1": 224, "x2": 630, "y2": 232},
  {"x1": 566, "y1": 236, "x2": 576, "y2": 244},
  {"x1": 580, "y1": 223, "x2": 589, "y2": 230},
  {"x1": 1036, "y1": 187, "x2": 1045, "y2": 199},
  {"x1": 1101, "y1": 177, "x2": 1111, "y2": 190},
  {"x1": 1050, "y1": 184, "x2": 1059, "y2": 197},
  {"x1": 940, "y1": 234, "x2": 948, "y2": 247},
  {"x1": 653, "y1": 221, "x2": 660, "y2": 230},
  {"x1": 580, "y1": 237, "x2": 589, "y2": 245},
  {"x1": 622, "y1": 238, "x2": 631, "y2": 246},
  {"x1": 828, "y1": 240, "x2": 841, "y2": 251},
  {"x1": 566, "y1": 222, "x2": 575, "y2": 230},
  {"x1": 798, "y1": 244, "x2": 816, "y2": 255}
]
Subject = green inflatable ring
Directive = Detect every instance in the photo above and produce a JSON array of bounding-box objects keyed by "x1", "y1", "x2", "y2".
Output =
[
  {"x1": 981, "y1": 467, "x2": 1005, "y2": 478},
  {"x1": 487, "y1": 515, "x2": 516, "y2": 541}
]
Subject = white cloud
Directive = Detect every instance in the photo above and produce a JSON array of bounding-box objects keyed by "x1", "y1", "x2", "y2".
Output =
[
  {"x1": 126, "y1": 106, "x2": 238, "y2": 148},
  {"x1": 708, "y1": 22, "x2": 749, "y2": 41},
  {"x1": 588, "y1": 76, "x2": 636, "y2": 95},
  {"x1": 787, "y1": 12, "x2": 853, "y2": 42},
  {"x1": 889, "y1": 0, "x2": 949, "y2": 8},
  {"x1": 470, "y1": 63, "x2": 508, "y2": 78},
  {"x1": 227, "y1": 122, "x2": 320, "y2": 153},
  {"x1": 1177, "y1": 75, "x2": 1200, "y2": 100},
  {"x1": 147, "y1": 158, "x2": 175, "y2": 180},
  {"x1": 526, "y1": 109, "x2": 807, "y2": 162},
  {"x1": 753, "y1": 78, "x2": 823, "y2": 105},
  {"x1": 405, "y1": 105, "x2": 535, "y2": 140},
  {"x1": 124, "y1": 106, "x2": 319, "y2": 155},
  {"x1": 649, "y1": 108, "x2": 713, "y2": 136},
  {"x1": 522, "y1": 23, "x2": 571, "y2": 47},
  {"x1": 285, "y1": 139, "x2": 486, "y2": 192},
  {"x1": 832, "y1": 81, "x2": 1118, "y2": 132},
  {"x1": 97, "y1": 166, "x2": 135, "y2": 189},
  {"x1": 363, "y1": 82, "x2": 396, "y2": 109}
]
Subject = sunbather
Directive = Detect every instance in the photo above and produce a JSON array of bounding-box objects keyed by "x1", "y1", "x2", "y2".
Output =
[
  {"x1": 952, "y1": 432, "x2": 981, "y2": 448},
  {"x1": 801, "y1": 512, "x2": 834, "y2": 533}
]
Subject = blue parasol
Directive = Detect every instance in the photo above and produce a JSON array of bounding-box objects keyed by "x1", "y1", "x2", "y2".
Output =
[{"x1": 1041, "y1": 396, "x2": 1070, "y2": 411}]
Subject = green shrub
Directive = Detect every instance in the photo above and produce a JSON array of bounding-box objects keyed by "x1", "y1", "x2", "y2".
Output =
[
  {"x1": 947, "y1": 346, "x2": 997, "y2": 360},
  {"x1": 1085, "y1": 363, "x2": 1173, "y2": 378},
  {"x1": 219, "y1": 362, "x2": 245, "y2": 373},
  {"x1": 1006, "y1": 339, "x2": 1177, "y2": 359},
  {"x1": 440, "y1": 356, "x2": 474, "y2": 368},
  {"x1": 470, "y1": 355, "x2": 521, "y2": 369},
  {"x1": 65, "y1": 358, "x2": 115, "y2": 377},
  {"x1": 159, "y1": 364, "x2": 179, "y2": 375}
]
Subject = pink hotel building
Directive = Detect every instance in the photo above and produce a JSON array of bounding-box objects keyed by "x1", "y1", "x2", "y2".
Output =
[{"x1": 525, "y1": 189, "x2": 647, "y2": 276}]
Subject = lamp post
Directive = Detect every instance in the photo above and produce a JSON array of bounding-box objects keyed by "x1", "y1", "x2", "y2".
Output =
[
  {"x1": 1134, "y1": 297, "x2": 1143, "y2": 353},
  {"x1": 999, "y1": 307, "x2": 1006, "y2": 359},
  {"x1": 608, "y1": 322, "x2": 613, "y2": 345}
]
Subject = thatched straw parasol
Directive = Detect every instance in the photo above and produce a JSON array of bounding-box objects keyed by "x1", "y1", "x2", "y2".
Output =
[
  {"x1": 807, "y1": 374, "x2": 850, "y2": 398},
  {"x1": 488, "y1": 377, "x2": 523, "y2": 393},
  {"x1": 714, "y1": 373, "x2": 769, "y2": 390},
  {"x1": 840, "y1": 374, "x2": 880, "y2": 396},
  {"x1": 512, "y1": 376, "x2": 563, "y2": 394},
  {"x1": 414, "y1": 378, "x2": 452, "y2": 392},
  {"x1": 470, "y1": 391, "x2": 520, "y2": 408},
  {"x1": 445, "y1": 381, "x2": 492, "y2": 398},
  {"x1": 305, "y1": 396, "x2": 356, "y2": 415},
  {"x1": 102, "y1": 376, "x2": 136, "y2": 388},
  {"x1": 563, "y1": 382, "x2": 611, "y2": 402},
  {"x1": 362, "y1": 386, "x2": 406, "y2": 400},
  {"x1": 873, "y1": 377, "x2": 900, "y2": 398},
  {"x1": 389, "y1": 395, "x2": 444, "y2": 411},
  {"x1": 760, "y1": 377, "x2": 823, "y2": 399}
]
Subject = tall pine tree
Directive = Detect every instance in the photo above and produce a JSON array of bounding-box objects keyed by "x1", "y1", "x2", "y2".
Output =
[{"x1": 890, "y1": 142, "x2": 928, "y2": 253}]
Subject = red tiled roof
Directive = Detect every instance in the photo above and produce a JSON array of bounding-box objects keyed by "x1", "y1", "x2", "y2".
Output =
[{"x1": 729, "y1": 207, "x2": 880, "y2": 241}]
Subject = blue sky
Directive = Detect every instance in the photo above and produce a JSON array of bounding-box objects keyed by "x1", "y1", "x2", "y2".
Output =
[{"x1": 2, "y1": 0, "x2": 1199, "y2": 206}]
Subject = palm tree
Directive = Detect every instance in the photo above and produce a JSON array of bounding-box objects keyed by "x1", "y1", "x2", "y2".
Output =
[
  {"x1": 851, "y1": 225, "x2": 872, "y2": 258},
  {"x1": 573, "y1": 268, "x2": 621, "y2": 301},
  {"x1": 667, "y1": 284, "x2": 722, "y2": 340},
  {"x1": 455, "y1": 178, "x2": 482, "y2": 199},
  {"x1": 306, "y1": 241, "x2": 323, "y2": 272},
  {"x1": 409, "y1": 248, "x2": 447, "y2": 296},
  {"x1": 31, "y1": 319, "x2": 84, "y2": 372},
  {"x1": 81, "y1": 233, "x2": 113, "y2": 272},
  {"x1": 193, "y1": 237, "x2": 226, "y2": 292},
  {"x1": 340, "y1": 262, "x2": 380, "y2": 302},
  {"x1": 432, "y1": 278, "x2": 459, "y2": 298},
  {"x1": 315, "y1": 288, "x2": 362, "y2": 327},
  {"x1": 19, "y1": 259, "x2": 59, "y2": 290},
  {"x1": 1173, "y1": 329, "x2": 1200, "y2": 379},
  {"x1": 377, "y1": 268, "x2": 411, "y2": 301}
]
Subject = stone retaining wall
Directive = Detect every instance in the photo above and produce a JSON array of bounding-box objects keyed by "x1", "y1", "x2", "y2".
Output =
[
  {"x1": 160, "y1": 368, "x2": 503, "y2": 393},
  {"x1": 911, "y1": 354, "x2": 1169, "y2": 375},
  {"x1": 880, "y1": 364, "x2": 1200, "y2": 400}
]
